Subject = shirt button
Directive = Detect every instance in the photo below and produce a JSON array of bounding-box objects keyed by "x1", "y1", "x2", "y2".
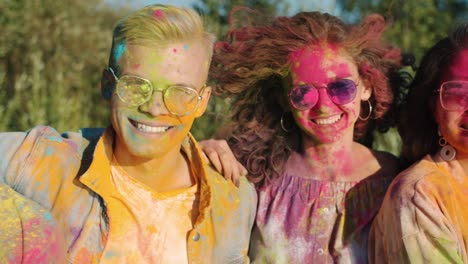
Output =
[
  {"x1": 192, "y1": 232, "x2": 200, "y2": 241},
  {"x1": 317, "y1": 248, "x2": 324, "y2": 255}
]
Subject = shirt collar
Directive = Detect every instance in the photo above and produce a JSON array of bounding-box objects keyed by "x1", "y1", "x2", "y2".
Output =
[
  {"x1": 79, "y1": 126, "x2": 115, "y2": 198},
  {"x1": 79, "y1": 127, "x2": 214, "y2": 220}
]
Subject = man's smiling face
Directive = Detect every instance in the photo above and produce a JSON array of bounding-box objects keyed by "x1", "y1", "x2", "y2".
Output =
[{"x1": 110, "y1": 41, "x2": 211, "y2": 160}]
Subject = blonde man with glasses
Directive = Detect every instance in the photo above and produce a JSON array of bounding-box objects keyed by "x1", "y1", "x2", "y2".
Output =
[{"x1": 0, "y1": 4, "x2": 256, "y2": 263}]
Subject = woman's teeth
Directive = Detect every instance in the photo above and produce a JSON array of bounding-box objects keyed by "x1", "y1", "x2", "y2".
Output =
[{"x1": 314, "y1": 114, "x2": 342, "y2": 125}]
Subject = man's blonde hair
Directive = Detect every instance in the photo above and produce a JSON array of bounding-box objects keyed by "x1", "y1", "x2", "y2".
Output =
[{"x1": 109, "y1": 4, "x2": 215, "y2": 74}]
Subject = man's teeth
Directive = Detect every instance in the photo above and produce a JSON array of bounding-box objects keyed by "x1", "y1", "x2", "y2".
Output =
[
  {"x1": 136, "y1": 122, "x2": 170, "y2": 133},
  {"x1": 314, "y1": 115, "x2": 342, "y2": 125}
]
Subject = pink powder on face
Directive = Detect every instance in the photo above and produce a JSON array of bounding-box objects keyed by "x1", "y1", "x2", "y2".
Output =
[
  {"x1": 173, "y1": 48, "x2": 177, "y2": 53},
  {"x1": 289, "y1": 43, "x2": 360, "y2": 145},
  {"x1": 444, "y1": 49, "x2": 468, "y2": 81},
  {"x1": 288, "y1": 44, "x2": 352, "y2": 86},
  {"x1": 133, "y1": 64, "x2": 140, "y2": 69}
]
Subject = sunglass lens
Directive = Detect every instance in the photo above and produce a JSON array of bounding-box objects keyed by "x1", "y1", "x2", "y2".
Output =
[
  {"x1": 289, "y1": 85, "x2": 318, "y2": 110},
  {"x1": 327, "y1": 79, "x2": 357, "y2": 105},
  {"x1": 441, "y1": 81, "x2": 468, "y2": 111}
]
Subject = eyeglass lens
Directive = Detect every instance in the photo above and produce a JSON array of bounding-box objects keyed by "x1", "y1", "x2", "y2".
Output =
[
  {"x1": 289, "y1": 79, "x2": 357, "y2": 110},
  {"x1": 440, "y1": 81, "x2": 468, "y2": 111},
  {"x1": 116, "y1": 76, "x2": 200, "y2": 115}
]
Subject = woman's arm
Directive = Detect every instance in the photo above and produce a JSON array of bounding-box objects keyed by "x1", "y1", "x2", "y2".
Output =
[{"x1": 199, "y1": 139, "x2": 247, "y2": 186}]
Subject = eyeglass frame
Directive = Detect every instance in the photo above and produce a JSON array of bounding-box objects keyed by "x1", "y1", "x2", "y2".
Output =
[
  {"x1": 288, "y1": 79, "x2": 360, "y2": 111},
  {"x1": 107, "y1": 67, "x2": 206, "y2": 116},
  {"x1": 435, "y1": 80, "x2": 468, "y2": 111}
]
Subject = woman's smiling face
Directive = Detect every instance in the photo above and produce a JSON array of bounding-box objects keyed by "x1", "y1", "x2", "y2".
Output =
[
  {"x1": 434, "y1": 49, "x2": 468, "y2": 157},
  {"x1": 287, "y1": 43, "x2": 371, "y2": 145}
]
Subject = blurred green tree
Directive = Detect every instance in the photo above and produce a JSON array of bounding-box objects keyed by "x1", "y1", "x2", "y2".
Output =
[
  {"x1": 0, "y1": 0, "x2": 126, "y2": 132},
  {"x1": 339, "y1": 0, "x2": 468, "y2": 61}
]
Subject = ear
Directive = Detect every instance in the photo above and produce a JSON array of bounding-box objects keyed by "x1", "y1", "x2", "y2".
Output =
[
  {"x1": 360, "y1": 81, "x2": 372, "y2": 101},
  {"x1": 101, "y1": 68, "x2": 116, "y2": 100},
  {"x1": 194, "y1": 86, "x2": 212, "y2": 117}
]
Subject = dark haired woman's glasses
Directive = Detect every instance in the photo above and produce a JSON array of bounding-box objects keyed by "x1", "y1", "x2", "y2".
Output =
[
  {"x1": 108, "y1": 68, "x2": 205, "y2": 116},
  {"x1": 438, "y1": 81, "x2": 468, "y2": 111},
  {"x1": 288, "y1": 79, "x2": 358, "y2": 110}
]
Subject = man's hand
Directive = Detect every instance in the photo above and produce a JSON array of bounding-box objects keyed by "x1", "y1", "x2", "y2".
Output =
[{"x1": 199, "y1": 139, "x2": 247, "y2": 187}]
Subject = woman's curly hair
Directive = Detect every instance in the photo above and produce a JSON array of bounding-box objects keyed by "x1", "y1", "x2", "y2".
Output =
[
  {"x1": 210, "y1": 10, "x2": 402, "y2": 187},
  {"x1": 398, "y1": 23, "x2": 468, "y2": 166}
]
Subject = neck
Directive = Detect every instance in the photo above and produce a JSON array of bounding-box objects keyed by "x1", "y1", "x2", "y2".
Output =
[
  {"x1": 454, "y1": 152, "x2": 468, "y2": 176},
  {"x1": 298, "y1": 131, "x2": 364, "y2": 181},
  {"x1": 114, "y1": 143, "x2": 194, "y2": 192}
]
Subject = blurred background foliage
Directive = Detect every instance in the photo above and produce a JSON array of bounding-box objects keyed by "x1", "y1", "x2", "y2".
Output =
[{"x1": 0, "y1": 0, "x2": 467, "y2": 156}]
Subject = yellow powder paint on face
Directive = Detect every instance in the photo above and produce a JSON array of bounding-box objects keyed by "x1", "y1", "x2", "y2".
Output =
[{"x1": 324, "y1": 47, "x2": 334, "y2": 60}]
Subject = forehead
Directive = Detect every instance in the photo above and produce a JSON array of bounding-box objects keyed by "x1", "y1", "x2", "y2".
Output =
[
  {"x1": 288, "y1": 43, "x2": 357, "y2": 84},
  {"x1": 118, "y1": 41, "x2": 210, "y2": 87},
  {"x1": 444, "y1": 49, "x2": 468, "y2": 81},
  {"x1": 121, "y1": 40, "x2": 208, "y2": 66}
]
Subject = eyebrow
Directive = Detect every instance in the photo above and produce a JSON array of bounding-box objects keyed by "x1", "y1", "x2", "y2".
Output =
[
  {"x1": 295, "y1": 76, "x2": 355, "y2": 85},
  {"x1": 120, "y1": 73, "x2": 199, "y2": 88},
  {"x1": 169, "y1": 82, "x2": 199, "y2": 89}
]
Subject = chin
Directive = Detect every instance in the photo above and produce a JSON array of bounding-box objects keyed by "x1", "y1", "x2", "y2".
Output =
[{"x1": 127, "y1": 145, "x2": 167, "y2": 159}]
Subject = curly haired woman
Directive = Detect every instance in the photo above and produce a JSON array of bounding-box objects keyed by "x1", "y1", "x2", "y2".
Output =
[
  {"x1": 202, "y1": 10, "x2": 404, "y2": 263},
  {"x1": 369, "y1": 23, "x2": 468, "y2": 263}
]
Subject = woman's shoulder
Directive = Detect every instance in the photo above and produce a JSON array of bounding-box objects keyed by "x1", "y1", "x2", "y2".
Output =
[
  {"x1": 384, "y1": 155, "x2": 444, "y2": 206},
  {"x1": 374, "y1": 155, "x2": 453, "y2": 232}
]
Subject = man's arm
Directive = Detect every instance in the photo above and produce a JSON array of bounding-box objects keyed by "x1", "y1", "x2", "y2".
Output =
[
  {"x1": 0, "y1": 131, "x2": 29, "y2": 187},
  {"x1": 0, "y1": 126, "x2": 87, "y2": 211}
]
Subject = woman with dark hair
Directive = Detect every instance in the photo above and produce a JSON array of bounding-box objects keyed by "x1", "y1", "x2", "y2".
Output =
[
  {"x1": 202, "y1": 10, "x2": 403, "y2": 263},
  {"x1": 369, "y1": 23, "x2": 468, "y2": 263}
]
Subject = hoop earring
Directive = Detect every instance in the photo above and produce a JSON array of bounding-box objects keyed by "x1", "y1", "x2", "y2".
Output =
[
  {"x1": 438, "y1": 137, "x2": 456, "y2": 161},
  {"x1": 280, "y1": 113, "x2": 294, "y2": 133},
  {"x1": 358, "y1": 100, "x2": 373, "y2": 121}
]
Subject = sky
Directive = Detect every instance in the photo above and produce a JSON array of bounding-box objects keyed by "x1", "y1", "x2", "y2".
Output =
[{"x1": 109, "y1": 0, "x2": 341, "y2": 16}]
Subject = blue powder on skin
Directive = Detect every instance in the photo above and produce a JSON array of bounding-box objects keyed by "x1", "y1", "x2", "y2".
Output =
[{"x1": 114, "y1": 42, "x2": 126, "y2": 63}]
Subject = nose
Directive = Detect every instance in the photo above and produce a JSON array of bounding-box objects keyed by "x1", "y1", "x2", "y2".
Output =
[
  {"x1": 138, "y1": 91, "x2": 170, "y2": 116},
  {"x1": 314, "y1": 87, "x2": 335, "y2": 110}
]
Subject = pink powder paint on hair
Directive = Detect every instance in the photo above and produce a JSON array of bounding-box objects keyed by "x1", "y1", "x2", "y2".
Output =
[{"x1": 153, "y1": 10, "x2": 164, "y2": 19}]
